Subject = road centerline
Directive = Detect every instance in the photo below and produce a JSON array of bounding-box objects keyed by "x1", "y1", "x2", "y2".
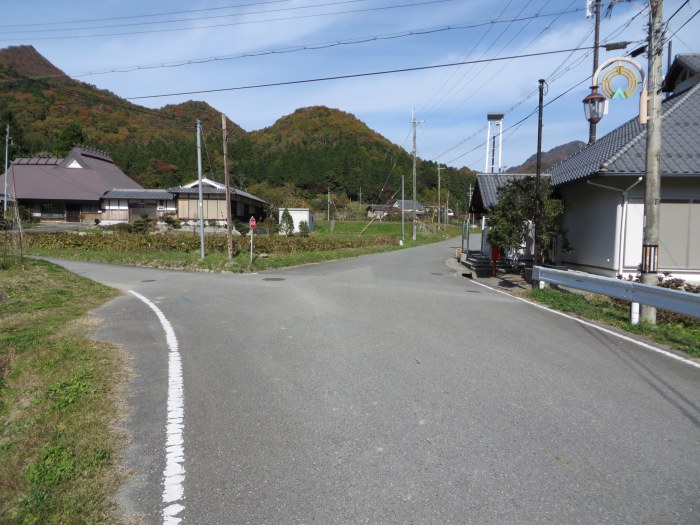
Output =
[{"x1": 129, "y1": 290, "x2": 186, "y2": 525}]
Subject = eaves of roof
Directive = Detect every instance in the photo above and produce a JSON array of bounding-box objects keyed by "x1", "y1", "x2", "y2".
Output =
[
  {"x1": 548, "y1": 82, "x2": 700, "y2": 187},
  {"x1": 103, "y1": 189, "x2": 174, "y2": 200}
]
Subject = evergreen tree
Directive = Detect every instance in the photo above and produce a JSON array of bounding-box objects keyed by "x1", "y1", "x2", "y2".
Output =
[
  {"x1": 280, "y1": 208, "x2": 295, "y2": 236},
  {"x1": 52, "y1": 122, "x2": 86, "y2": 157},
  {"x1": 486, "y1": 177, "x2": 567, "y2": 264}
]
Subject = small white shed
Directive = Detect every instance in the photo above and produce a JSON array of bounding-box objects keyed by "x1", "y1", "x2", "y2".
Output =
[{"x1": 279, "y1": 208, "x2": 315, "y2": 234}]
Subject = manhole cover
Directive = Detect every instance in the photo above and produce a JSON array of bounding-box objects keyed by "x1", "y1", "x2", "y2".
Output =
[
  {"x1": 262, "y1": 277, "x2": 285, "y2": 281},
  {"x1": 466, "y1": 290, "x2": 480, "y2": 293},
  {"x1": 141, "y1": 279, "x2": 156, "y2": 282}
]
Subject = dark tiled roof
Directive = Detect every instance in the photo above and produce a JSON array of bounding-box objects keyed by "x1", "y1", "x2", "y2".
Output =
[
  {"x1": 0, "y1": 146, "x2": 142, "y2": 202},
  {"x1": 74, "y1": 145, "x2": 114, "y2": 163},
  {"x1": 103, "y1": 189, "x2": 174, "y2": 200},
  {"x1": 548, "y1": 82, "x2": 700, "y2": 186},
  {"x1": 393, "y1": 199, "x2": 424, "y2": 210},
  {"x1": 471, "y1": 173, "x2": 549, "y2": 211},
  {"x1": 677, "y1": 54, "x2": 700, "y2": 73},
  {"x1": 235, "y1": 188, "x2": 268, "y2": 204},
  {"x1": 664, "y1": 54, "x2": 700, "y2": 92},
  {"x1": 14, "y1": 156, "x2": 61, "y2": 165},
  {"x1": 169, "y1": 186, "x2": 227, "y2": 194}
]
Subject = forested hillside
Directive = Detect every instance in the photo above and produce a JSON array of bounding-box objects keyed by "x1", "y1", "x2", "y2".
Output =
[{"x1": 0, "y1": 45, "x2": 474, "y2": 211}]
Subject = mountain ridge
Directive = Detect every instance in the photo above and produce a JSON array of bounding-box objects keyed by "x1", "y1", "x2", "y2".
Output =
[
  {"x1": 506, "y1": 140, "x2": 586, "y2": 174},
  {"x1": 0, "y1": 45, "x2": 472, "y2": 207}
]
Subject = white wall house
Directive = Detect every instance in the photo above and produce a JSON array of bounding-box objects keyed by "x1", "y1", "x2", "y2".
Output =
[
  {"x1": 279, "y1": 208, "x2": 315, "y2": 234},
  {"x1": 101, "y1": 189, "x2": 176, "y2": 225},
  {"x1": 549, "y1": 55, "x2": 700, "y2": 283}
]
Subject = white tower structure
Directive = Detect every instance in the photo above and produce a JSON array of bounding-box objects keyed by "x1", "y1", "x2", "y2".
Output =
[{"x1": 484, "y1": 113, "x2": 504, "y2": 173}]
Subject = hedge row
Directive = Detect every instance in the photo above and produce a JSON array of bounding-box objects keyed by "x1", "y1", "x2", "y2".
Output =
[{"x1": 24, "y1": 232, "x2": 400, "y2": 255}]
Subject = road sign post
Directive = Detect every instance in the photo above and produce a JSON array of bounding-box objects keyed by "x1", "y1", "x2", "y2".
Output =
[{"x1": 249, "y1": 216, "x2": 256, "y2": 264}]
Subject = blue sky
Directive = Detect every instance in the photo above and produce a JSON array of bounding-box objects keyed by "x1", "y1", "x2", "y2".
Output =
[{"x1": 3, "y1": 0, "x2": 699, "y2": 171}]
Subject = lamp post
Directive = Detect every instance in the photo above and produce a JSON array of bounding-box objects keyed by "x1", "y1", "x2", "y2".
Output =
[
  {"x1": 583, "y1": 56, "x2": 647, "y2": 127},
  {"x1": 582, "y1": 88, "x2": 607, "y2": 125},
  {"x1": 582, "y1": 48, "x2": 663, "y2": 324}
]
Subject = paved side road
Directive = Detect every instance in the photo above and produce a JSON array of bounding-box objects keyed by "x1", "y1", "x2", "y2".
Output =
[{"x1": 47, "y1": 241, "x2": 700, "y2": 524}]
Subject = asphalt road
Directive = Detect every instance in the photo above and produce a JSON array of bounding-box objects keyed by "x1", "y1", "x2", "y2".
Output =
[{"x1": 49, "y1": 240, "x2": 700, "y2": 524}]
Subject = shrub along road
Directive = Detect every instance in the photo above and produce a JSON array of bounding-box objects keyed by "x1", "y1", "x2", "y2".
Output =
[{"x1": 47, "y1": 240, "x2": 699, "y2": 524}]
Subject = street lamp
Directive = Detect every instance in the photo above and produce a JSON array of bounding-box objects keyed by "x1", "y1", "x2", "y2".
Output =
[
  {"x1": 582, "y1": 88, "x2": 607, "y2": 125},
  {"x1": 584, "y1": 57, "x2": 647, "y2": 128}
]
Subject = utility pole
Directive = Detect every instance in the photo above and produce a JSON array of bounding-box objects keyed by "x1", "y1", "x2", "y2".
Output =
[
  {"x1": 411, "y1": 109, "x2": 422, "y2": 241},
  {"x1": 3, "y1": 124, "x2": 9, "y2": 216},
  {"x1": 401, "y1": 173, "x2": 405, "y2": 243},
  {"x1": 196, "y1": 120, "x2": 205, "y2": 259},
  {"x1": 588, "y1": 0, "x2": 602, "y2": 144},
  {"x1": 437, "y1": 164, "x2": 443, "y2": 230},
  {"x1": 468, "y1": 183, "x2": 473, "y2": 224},
  {"x1": 327, "y1": 187, "x2": 330, "y2": 221},
  {"x1": 534, "y1": 79, "x2": 546, "y2": 282},
  {"x1": 640, "y1": 0, "x2": 664, "y2": 324},
  {"x1": 445, "y1": 191, "x2": 450, "y2": 226},
  {"x1": 221, "y1": 114, "x2": 233, "y2": 263}
]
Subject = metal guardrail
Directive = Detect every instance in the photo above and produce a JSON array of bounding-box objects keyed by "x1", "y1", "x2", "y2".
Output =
[{"x1": 532, "y1": 266, "x2": 700, "y2": 319}]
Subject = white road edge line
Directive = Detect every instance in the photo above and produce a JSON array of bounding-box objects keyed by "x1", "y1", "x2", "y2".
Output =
[
  {"x1": 129, "y1": 291, "x2": 186, "y2": 525},
  {"x1": 467, "y1": 280, "x2": 700, "y2": 370}
]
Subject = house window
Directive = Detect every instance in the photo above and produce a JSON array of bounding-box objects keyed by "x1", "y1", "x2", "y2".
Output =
[{"x1": 40, "y1": 202, "x2": 64, "y2": 218}]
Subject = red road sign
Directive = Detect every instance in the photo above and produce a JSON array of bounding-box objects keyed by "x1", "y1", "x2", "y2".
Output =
[{"x1": 249, "y1": 216, "x2": 257, "y2": 229}]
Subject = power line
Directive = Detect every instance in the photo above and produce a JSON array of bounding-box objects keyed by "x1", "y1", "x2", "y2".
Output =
[
  {"x1": 664, "y1": 7, "x2": 700, "y2": 45},
  {"x1": 445, "y1": 73, "x2": 591, "y2": 167},
  {"x1": 0, "y1": 0, "x2": 294, "y2": 28},
  {"x1": 0, "y1": 0, "x2": 367, "y2": 35},
  {"x1": 0, "y1": 7, "x2": 583, "y2": 84},
  {"x1": 423, "y1": 0, "x2": 548, "y2": 127},
  {"x1": 430, "y1": 4, "x2": 649, "y2": 165},
  {"x1": 418, "y1": 0, "x2": 517, "y2": 118},
  {"x1": 0, "y1": 0, "x2": 458, "y2": 41},
  {"x1": 64, "y1": 8, "x2": 585, "y2": 80},
  {"x1": 126, "y1": 46, "x2": 597, "y2": 101}
]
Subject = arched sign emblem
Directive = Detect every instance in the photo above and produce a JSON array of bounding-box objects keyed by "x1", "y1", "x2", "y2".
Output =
[{"x1": 600, "y1": 64, "x2": 640, "y2": 100}]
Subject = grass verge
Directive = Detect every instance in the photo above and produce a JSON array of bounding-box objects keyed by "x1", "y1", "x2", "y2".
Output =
[
  {"x1": 0, "y1": 259, "x2": 128, "y2": 524},
  {"x1": 528, "y1": 287, "x2": 700, "y2": 358}
]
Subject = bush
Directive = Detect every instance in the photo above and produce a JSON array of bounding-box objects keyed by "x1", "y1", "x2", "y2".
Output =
[
  {"x1": 131, "y1": 214, "x2": 154, "y2": 234},
  {"x1": 24, "y1": 231, "x2": 399, "y2": 254},
  {"x1": 160, "y1": 213, "x2": 181, "y2": 230},
  {"x1": 299, "y1": 220, "x2": 309, "y2": 237},
  {"x1": 105, "y1": 223, "x2": 132, "y2": 233}
]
